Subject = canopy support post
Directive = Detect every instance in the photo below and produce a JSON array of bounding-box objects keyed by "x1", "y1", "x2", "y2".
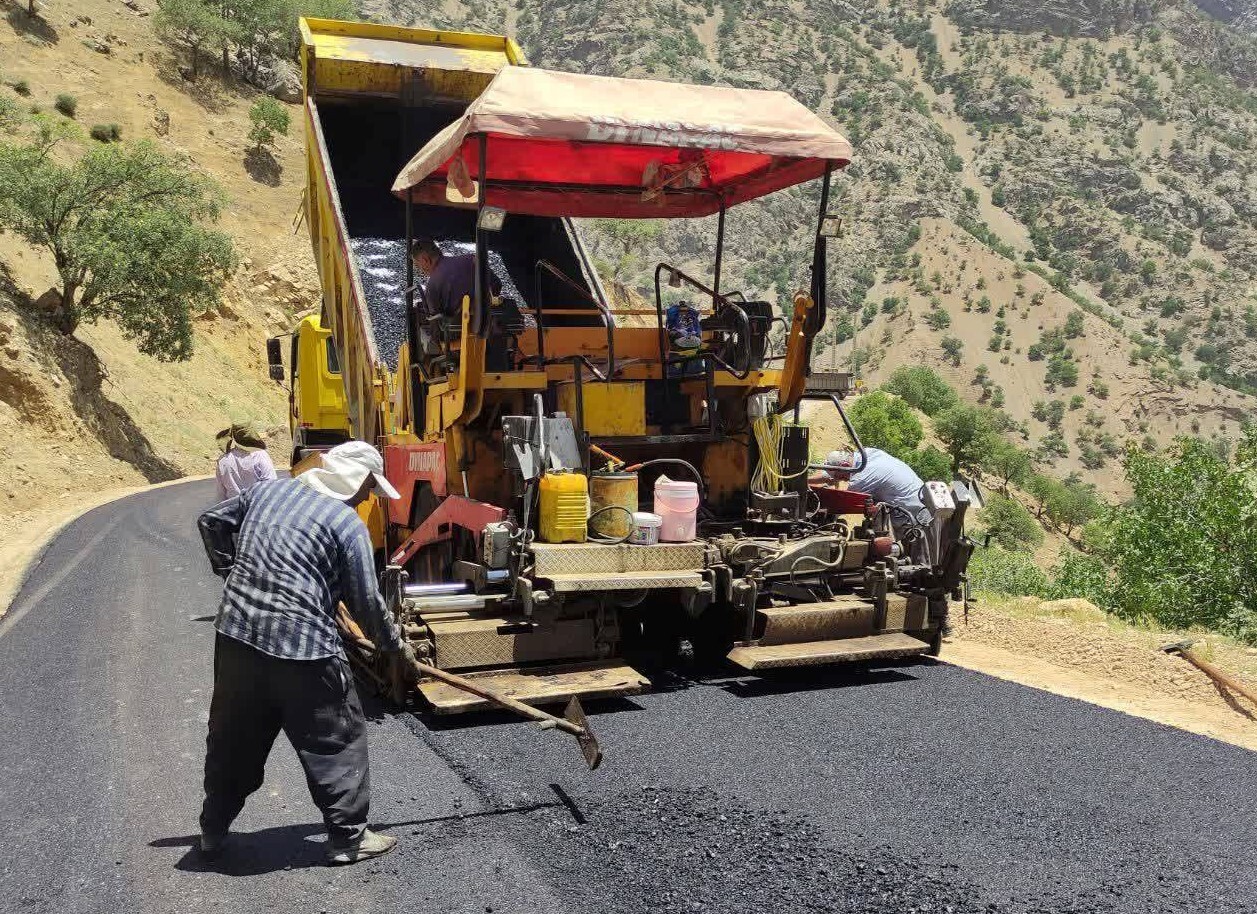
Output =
[
  {"x1": 405, "y1": 190, "x2": 424, "y2": 430},
  {"x1": 713, "y1": 200, "x2": 726, "y2": 300},
  {"x1": 474, "y1": 133, "x2": 488, "y2": 338},
  {"x1": 811, "y1": 164, "x2": 834, "y2": 326}
]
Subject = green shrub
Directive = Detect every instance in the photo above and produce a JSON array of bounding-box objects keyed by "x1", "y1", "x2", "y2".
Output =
[
  {"x1": 978, "y1": 494, "x2": 1044, "y2": 550},
  {"x1": 1045, "y1": 551, "x2": 1110, "y2": 605},
  {"x1": 925, "y1": 307, "x2": 951, "y2": 330},
  {"x1": 847, "y1": 391, "x2": 923, "y2": 456},
  {"x1": 90, "y1": 123, "x2": 122, "y2": 142},
  {"x1": 10, "y1": 79, "x2": 30, "y2": 97},
  {"x1": 0, "y1": 95, "x2": 21, "y2": 131},
  {"x1": 1095, "y1": 433, "x2": 1257, "y2": 641},
  {"x1": 248, "y1": 96, "x2": 290, "y2": 151},
  {"x1": 884, "y1": 365, "x2": 957, "y2": 416},
  {"x1": 903, "y1": 445, "x2": 952, "y2": 482},
  {"x1": 54, "y1": 93, "x2": 77, "y2": 118},
  {"x1": 970, "y1": 545, "x2": 1048, "y2": 596}
]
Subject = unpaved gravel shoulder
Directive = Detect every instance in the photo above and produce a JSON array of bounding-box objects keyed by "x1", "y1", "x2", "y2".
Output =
[{"x1": 943, "y1": 598, "x2": 1257, "y2": 752}]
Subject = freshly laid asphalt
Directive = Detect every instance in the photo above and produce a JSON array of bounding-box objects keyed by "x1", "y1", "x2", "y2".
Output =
[{"x1": 1, "y1": 478, "x2": 1254, "y2": 914}]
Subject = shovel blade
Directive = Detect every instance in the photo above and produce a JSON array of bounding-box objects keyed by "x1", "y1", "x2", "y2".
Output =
[{"x1": 564, "y1": 696, "x2": 602, "y2": 771}]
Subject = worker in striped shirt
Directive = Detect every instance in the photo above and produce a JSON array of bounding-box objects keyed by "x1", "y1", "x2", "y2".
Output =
[{"x1": 196, "y1": 440, "x2": 416, "y2": 866}]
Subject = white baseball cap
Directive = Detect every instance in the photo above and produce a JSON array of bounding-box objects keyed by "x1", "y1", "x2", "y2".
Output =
[
  {"x1": 826, "y1": 449, "x2": 854, "y2": 469},
  {"x1": 296, "y1": 440, "x2": 400, "y2": 501}
]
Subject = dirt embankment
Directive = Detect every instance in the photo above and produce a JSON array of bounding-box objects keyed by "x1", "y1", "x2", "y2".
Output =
[
  {"x1": 0, "y1": 0, "x2": 316, "y2": 527},
  {"x1": 945, "y1": 597, "x2": 1257, "y2": 751}
]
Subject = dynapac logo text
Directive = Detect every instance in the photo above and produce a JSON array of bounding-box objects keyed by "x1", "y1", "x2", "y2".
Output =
[
  {"x1": 407, "y1": 449, "x2": 442, "y2": 474},
  {"x1": 585, "y1": 117, "x2": 741, "y2": 150}
]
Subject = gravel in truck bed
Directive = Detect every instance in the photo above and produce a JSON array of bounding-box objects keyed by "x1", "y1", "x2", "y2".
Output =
[{"x1": 351, "y1": 237, "x2": 528, "y2": 370}]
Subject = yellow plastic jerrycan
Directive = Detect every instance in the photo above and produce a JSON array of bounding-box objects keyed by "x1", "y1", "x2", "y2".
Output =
[{"x1": 538, "y1": 471, "x2": 589, "y2": 543}]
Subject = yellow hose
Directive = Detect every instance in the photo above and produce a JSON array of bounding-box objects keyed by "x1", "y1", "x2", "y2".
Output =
[{"x1": 752, "y1": 413, "x2": 811, "y2": 493}]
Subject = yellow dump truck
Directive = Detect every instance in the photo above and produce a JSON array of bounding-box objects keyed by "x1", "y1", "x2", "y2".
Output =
[{"x1": 271, "y1": 17, "x2": 975, "y2": 713}]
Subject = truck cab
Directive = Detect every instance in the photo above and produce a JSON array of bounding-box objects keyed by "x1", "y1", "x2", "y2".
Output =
[{"x1": 268, "y1": 314, "x2": 351, "y2": 465}]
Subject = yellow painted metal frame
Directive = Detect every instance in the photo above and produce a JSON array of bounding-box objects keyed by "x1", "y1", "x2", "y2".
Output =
[
  {"x1": 297, "y1": 17, "x2": 527, "y2": 449},
  {"x1": 291, "y1": 314, "x2": 350, "y2": 439}
]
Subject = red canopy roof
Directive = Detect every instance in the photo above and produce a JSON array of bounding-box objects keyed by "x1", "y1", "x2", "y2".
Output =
[{"x1": 392, "y1": 67, "x2": 853, "y2": 218}]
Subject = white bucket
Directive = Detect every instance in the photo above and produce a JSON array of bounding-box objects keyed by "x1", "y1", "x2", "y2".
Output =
[
  {"x1": 653, "y1": 475, "x2": 700, "y2": 542},
  {"x1": 628, "y1": 512, "x2": 662, "y2": 545}
]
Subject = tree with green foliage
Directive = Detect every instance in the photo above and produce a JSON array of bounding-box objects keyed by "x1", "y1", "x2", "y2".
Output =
[
  {"x1": 1038, "y1": 430, "x2": 1070, "y2": 461},
  {"x1": 982, "y1": 438, "x2": 1033, "y2": 490},
  {"x1": 883, "y1": 365, "x2": 957, "y2": 416},
  {"x1": 847, "y1": 391, "x2": 923, "y2": 457},
  {"x1": 1045, "y1": 353, "x2": 1079, "y2": 388},
  {"x1": 0, "y1": 96, "x2": 22, "y2": 132},
  {"x1": 933, "y1": 403, "x2": 996, "y2": 473},
  {"x1": 1063, "y1": 310, "x2": 1084, "y2": 338},
  {"x1": 1044, "y1": 477, "x2": 1100, "y2": 535},
  {"x1": 248, "y1": 96, "x2": 289, "y2": 151},
  {"x1": 978, "y1": 494, "x2": 1044, "y2": 551},
  {"x1": 924, "y1": 307, "x2": 951, "y2": 330},
  {"x1": 1024, "y1": 473, "x2": 1058, "y2": 518},
  {"x1": 0, "y1": 129, "x2": 235, "y2": 360},
  {"x1": 156, "y1": 0, "x2": 232, "y2": 79},
  {"x1": 940, "y1": 335, "x2": 963, "y2": 366},
  {"x1": 903, "y1": 445, "x2": 952, "y2": 482},
  {"x1": 1092, "y1": 433, "x2": 1257, "y2": 641}
]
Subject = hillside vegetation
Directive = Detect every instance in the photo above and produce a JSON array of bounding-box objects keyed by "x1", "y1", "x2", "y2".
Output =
[{"x1": 365, "y1": 0, "x2": 1257, "y2": 500}]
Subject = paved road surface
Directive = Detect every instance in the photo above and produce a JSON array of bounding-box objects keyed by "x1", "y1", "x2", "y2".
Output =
[{"x1": 1, "y1": 480, "x2": 1254, "y2": 914}]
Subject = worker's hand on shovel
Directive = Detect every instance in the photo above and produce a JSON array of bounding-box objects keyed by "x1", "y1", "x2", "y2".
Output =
[{"x1": 387, "y1": 641, "x2": 422, "y2": 705}]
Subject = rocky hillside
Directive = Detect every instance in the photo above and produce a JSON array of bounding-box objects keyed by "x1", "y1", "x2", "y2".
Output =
[
  {"x1": 0, "y1": 0, "x2": 317, "y2": 515},
  {"x1": 365, "y1": 0, "x2": 1257, "y2": 498}
]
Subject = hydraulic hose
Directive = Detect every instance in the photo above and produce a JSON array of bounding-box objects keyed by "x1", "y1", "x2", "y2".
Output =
[
  {"x1": 622, "y1": 458, "x2": 707, "y2": 500},
  {"x1": 586, "y1": 504, "x2": 637, "y2": 545}
]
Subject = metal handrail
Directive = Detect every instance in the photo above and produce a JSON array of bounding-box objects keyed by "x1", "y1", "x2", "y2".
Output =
[
  {"x1": 803, "y1": 392, "x2": 867, "y2": 474},
  {"x1": 534, "y1": 259, "x2": 616, "y2": 380}
]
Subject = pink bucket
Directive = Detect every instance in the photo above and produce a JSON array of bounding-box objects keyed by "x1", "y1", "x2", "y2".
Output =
[{"x1": 653, "y1": 476, "x2": 700, "y2": 542}]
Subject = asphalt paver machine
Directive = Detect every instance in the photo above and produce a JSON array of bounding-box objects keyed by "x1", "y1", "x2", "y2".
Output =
[{"x1": 371, "y1": 64, "x2": 976, "y2": 711}]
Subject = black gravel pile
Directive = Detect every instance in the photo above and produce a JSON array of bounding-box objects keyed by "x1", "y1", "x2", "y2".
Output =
[
  {"x1": 515, "y1": 785, "x2": 985, "y2": 914},
  {"x1": 350, "y1": 236, "x2": 528, "y2": 371},
  {"x1": 350, "y1": 237, "x2": 409, "y2": 371}
]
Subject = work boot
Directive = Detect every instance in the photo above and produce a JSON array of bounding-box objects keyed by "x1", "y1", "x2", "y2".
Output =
[
  {"x1": 326, "y1": 828, "x2": 398, "y2": 866},
  {"x1": 199, "y1": 831, "x2": 228, "y2": 859}
]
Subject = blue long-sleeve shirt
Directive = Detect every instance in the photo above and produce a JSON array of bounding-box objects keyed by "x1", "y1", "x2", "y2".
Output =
[{"x1": 197, "y1": 478, "x2": 402, "y2": 660}]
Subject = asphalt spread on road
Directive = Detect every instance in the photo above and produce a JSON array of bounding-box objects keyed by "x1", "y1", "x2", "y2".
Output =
[{"x1": 1, "y1": 479, "x2": 1253, "y2": 914}]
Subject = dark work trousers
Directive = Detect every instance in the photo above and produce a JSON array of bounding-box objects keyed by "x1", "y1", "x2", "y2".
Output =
[{"x1": 200, "y1": 633, "x2": 370, "y2": 846}]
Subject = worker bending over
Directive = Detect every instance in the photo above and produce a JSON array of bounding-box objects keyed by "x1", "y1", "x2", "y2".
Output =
[
  {"x1": 196, "y1": 441, "x2": 415, "y2": 865},
  {"x1": 823, "y1": 446, "x2": 933, "y2": 530}
]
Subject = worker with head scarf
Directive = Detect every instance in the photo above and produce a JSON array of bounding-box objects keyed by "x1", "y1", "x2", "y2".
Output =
[
  {"x1": 214, "y1": 422, "x2": 277, "y2": 502},
  {"x1": 196, "y1": 441, "x2": 417, "y2": 866}
]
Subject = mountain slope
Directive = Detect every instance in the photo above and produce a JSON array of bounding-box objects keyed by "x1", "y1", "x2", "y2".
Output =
[{"x1": 363, "y1": 0, "x2": 1256, "y2": 497}]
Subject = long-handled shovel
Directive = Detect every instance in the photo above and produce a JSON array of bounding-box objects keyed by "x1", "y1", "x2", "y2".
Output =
[
  {"x1": 337, "y1": 606, "x2": 602, "y2": 770},
  {"x1": 1162, "y1": 639, "x2": 1257, "y2": 711}
]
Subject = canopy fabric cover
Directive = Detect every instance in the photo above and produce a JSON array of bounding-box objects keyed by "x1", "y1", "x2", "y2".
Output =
[{"x1": 392, "y1": 67, "x2": 853, "y2": 218}]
